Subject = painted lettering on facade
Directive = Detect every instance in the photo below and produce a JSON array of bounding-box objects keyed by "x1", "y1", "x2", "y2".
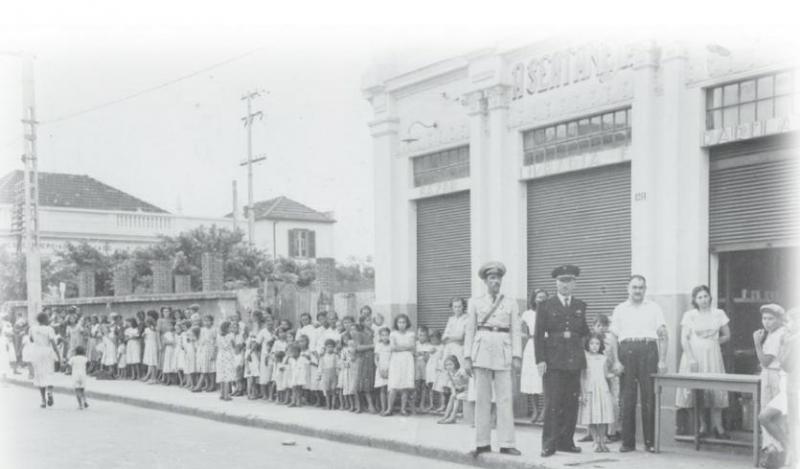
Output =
[
  {"x1": 702, "y1": 116, "x2": 797, "y2": 147},
  {"x1": 511, "y1": 44, "x2": 636, "y2": 100}
]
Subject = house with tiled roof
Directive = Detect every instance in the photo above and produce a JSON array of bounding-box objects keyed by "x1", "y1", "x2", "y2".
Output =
[
  {"x1": 227, "y1": 196, "x2": 336, "y2": 260},
  {"x1": 0, "y1": 170, "x2": 232, "y2": 253}
]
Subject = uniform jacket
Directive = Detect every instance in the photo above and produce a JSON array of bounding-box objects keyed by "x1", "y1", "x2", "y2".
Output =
[
  {"x1": 464, "y1": 293, "x2": 522, "y2": 371},
  {"x1": 534, "y1": 295, "x2": 590, "y2": 371}
]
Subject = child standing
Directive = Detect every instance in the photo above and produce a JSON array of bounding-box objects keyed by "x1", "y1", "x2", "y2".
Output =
[
  {"x1": 245, "y1": 340, "x2": 260, "y2": 400},
  {"x1": 69, "y1": 345, "x2": 89, "y2": 409},
  {"x1": 425, "y1": 330, "x2": 443, "y2": 412},
  {"x1": 216, "y1": 320, "x2": 236, "y2": 401},
  {"x1": 115, "y1": 340, "x2": 127, "y2": 379},
  {"x1": 520, "y1": 289, "x2": 546, "y2": 424},
  {"x1": 414, "y1": 326, "x2": 434, "y2": 412},
  {"x1": 290, "y1": 341, "x2": 309, "y2": 407},
  {"x1": 383, "y1": 314, "x2": 416, "y2": 416},
  {"x1": 141, "y1": 319, "x2": 158, "y2": 383},
  {"x1": 192, "y1": 315, "x2": 215, "y2": 392},
  {"x1": 341, "y1": 339, "x2": 358, "y2": 411},
  {"x1": 319, "y1": 339, "x2": 339, "y2": 409},
  {"x1": 183, "y1": 319, "x2": 199, "y2": 389},
  {"x1": 161, "y1": 321, "x2": 178, "y2": 386},
  {"x1": 754, "y1": 304, "x2": 787, "y2": 453},
  {"x1": 101, "y1": 324, "x2": 117, "y2": 377},
  {"x1": 271, "y1": 329, "x2": 289, "y2": 402},
  {"x1": 374, "y1": 327, "x2": 392, "y2": 414},
  {"x1": 124, "y1": 319, "x2": 141, "y2": 380},
  {"x1": 232, "y1": 322, "x2": 246, "y2": 396},
  {"x1": 175, "y1": 321, "x2": 186, "y2": 386},
  {"x1": 437, "y1": 355, "x2": 468, "y2": 424},
  {"x1": 578, "y1": 333, "x2": 616, "y2": 453}
]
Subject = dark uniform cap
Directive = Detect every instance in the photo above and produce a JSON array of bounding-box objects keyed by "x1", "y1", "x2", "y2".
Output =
[
  {"x1": 551, "y1": 264, "x2": 580, "y2": 279},
  {"x1": 478, "y1": 261, "x2": 507, "y2": 280}
]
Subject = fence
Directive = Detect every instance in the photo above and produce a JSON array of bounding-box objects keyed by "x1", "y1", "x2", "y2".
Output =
[{"x1": 265, "y1": 281, "x2": 376, "y2": 326}]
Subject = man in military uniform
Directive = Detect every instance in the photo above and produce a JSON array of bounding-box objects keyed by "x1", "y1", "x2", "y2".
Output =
[
  {"x1": 463, "y1": 261, "x2": 522, "y2": 457},
  {"x1": 534, "y1": 264, "x2": 590, "y2": 457}
]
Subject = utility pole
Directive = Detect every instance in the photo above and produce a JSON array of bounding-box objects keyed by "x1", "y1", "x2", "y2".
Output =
[
  {"x1": 232, "y1": 180, "x2": 238, "y2": 231},
  {"x1": 21, "y1": 53, "x2": 41, "y2": 324},
  {"x1": 240, "y1": 90, "x2": 266, "y2": 244}
]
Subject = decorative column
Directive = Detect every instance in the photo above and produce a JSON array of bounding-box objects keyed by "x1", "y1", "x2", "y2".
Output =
[{"x1": 465, "y1": 89, "x2": 488, "y2": 296}]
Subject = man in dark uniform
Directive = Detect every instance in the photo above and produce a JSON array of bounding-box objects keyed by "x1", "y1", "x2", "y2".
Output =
[{"x1": 534, "y1": 264, "x2": 590, "y2": 457}]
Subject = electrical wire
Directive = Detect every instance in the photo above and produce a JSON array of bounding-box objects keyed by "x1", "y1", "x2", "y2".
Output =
[{"x1": 40, "y1": 47, "x2": 263, "y2": 125}]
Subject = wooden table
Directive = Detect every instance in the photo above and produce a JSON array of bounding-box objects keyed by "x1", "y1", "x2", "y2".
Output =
[{"x1": 653, "y1": 372, "x2": 761, "y2": 466}]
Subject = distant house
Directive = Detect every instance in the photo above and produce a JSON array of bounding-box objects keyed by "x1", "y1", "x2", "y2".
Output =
[
  {"x1": 0, "y1": 170, "x2": 231, "y2": 253},
  {"x1": 232, "y1": 196, "x2": 336, "y2": 260}
]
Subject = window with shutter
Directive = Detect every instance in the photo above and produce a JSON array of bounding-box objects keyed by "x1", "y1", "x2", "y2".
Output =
[
  {"x1": 308, "y1": 230, "x2": 316, "y2": 258},
  {"x1": 288, "y1": 229, "x2": 297, "y2": 257}
]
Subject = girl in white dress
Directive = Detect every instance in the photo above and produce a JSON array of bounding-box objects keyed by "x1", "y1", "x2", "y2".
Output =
[
  {"x1": 100, "y1": 324, "x2": 117, "y2": 373},
  {"x1": 425, "y1": 330, "x2": 443, "y2": 411},
  {"x1": 183, "y1": 320, "x2": 199, "y2": 389},
  {"x1": 520, "y1": 288, "x2": 546, "y2": 423},
  {"x1": 383, "y1": 314, "x2": 416, "y2": 416},
  {"x1": 29, "y1": 312, "x2": 61, "y2": 408},
  {"x1": 161, "y1": 321, "x2": 178, "y2": 385},
  {"x1": 577, "y1": 334, "x2": 617, "y2": 453},
  {"x1": 124, "y1": 319, "x2": 141, "y2": 380},
  {"x1": 175, "y1": 321, "x2": 187, "y2": 386},
  {"x1": 141, "y1": 319, "x2": 159, "y2": 383},
  {"x1": 675, "y1": 285, "x2": 731, "y2": 438},
  {"x1": 256, "y1": 318, "x2": 274, "y2": 400}
]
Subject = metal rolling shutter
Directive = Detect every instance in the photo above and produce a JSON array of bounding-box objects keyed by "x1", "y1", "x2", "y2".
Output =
[
  {"x1": 527, "y1": 163, "x2": 631, "y2": 321},
  {"x1": 417, "y1": 191, "x2": 471, "y2": 331},
  {"x1": 709, "y1": 137, "x2": 798, "y2": 251}
]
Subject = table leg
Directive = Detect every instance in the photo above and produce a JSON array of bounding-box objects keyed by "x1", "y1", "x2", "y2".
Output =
[
  {"x1": 694, "y1": 389, "x2": 701, "y2": 451},
  {"x1": 655, "y1": 384, "x2": 662, "y2": 453},
  {"x1": 753, "y1": 386, "x2": 760, "y2": 467}
]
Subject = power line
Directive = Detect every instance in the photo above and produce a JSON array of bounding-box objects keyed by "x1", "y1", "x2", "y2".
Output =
[{"x1": 41, "y1": 48, "x2": 263, "y2": 125}]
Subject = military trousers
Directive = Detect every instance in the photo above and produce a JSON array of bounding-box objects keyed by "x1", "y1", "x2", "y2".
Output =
[
  {"x1": 541, "y1": 368, "x2": 581, "y2": 452},
  {"x1": 473, "y1": 367, "x2": 515, "y2": 448}
]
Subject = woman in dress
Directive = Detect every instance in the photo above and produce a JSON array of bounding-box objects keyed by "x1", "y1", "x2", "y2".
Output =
[
  {"x1": 520, "y1": 288, "x2": 547, "y2": 423},
  {"x1": 675, "y1": 285, "x2": 731, "y2": 438},
  {"x1": 440, "y1": 297, "x2": 469, "y2": 412},
  {"x1": 29, "y1": 312, "x2": 61, "y2": 408},
  {"x1": 355, "y1": 315, "x2": 377, "y2": 413}
]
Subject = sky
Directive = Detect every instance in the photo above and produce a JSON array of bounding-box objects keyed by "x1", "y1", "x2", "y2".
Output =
[
  {"x1": 1, "y1": 3, "x2": 796, "y2": 260},
  {"x1": 0, "y1": 23, "x2": 547, "y2": 261}
]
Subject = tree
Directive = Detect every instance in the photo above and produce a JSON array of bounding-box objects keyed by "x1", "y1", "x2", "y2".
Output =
[{"x1": 0, "y1": 249, "x2": 56, "y2": 302}]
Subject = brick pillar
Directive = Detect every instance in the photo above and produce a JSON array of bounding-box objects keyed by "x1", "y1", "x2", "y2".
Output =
[
  {"x1": 174, "y1": 274, "x2": 192, "y2": 293},
  {"x1": 151, "y1": 260, "x2": 171, "y2": 294},
  {"x1": 315, "y1": 257, "x2": 335, "y2": 312},
  {"x1": 113, "y1": 264, "x2": 134, "y2": 296},
  {"x1": 201, "y1": 253, "x2": 224, "y2": 291},
  {"x1": 77, "y1": 270, "x2": 95, "y2": 298}
]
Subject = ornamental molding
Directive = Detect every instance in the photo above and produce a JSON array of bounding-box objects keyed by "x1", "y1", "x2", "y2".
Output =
[{"x1": 485, "y1": 84, "x2": 511, "y2": 111}]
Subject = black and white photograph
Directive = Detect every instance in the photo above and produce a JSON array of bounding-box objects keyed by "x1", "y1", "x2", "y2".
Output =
[{"x1": 0, "y1": 3, "x2": 798, "y2": 469}]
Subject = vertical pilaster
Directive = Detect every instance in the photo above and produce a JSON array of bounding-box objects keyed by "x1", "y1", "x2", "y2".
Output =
[{"x1": 466, "y1": 90, "x2": 487, "y2": 296}]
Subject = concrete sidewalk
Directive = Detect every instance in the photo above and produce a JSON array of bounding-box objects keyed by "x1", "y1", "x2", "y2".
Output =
[{"x1": 5, "y1": 373, "x2": 750, "y2": 469}]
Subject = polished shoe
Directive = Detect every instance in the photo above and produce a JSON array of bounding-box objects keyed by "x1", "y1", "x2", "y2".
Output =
[
  {"x1": 558, "y1": 445, "x2": 582, "y2": 453},
  {"x1": 646, "y1": 446, "x2": 656, "y2": 453},
  {"x1": 469, "y1": 445, "x2": 491, "y2": 458},
  {"x1": 578, "y1": 434, "x2": 594, "y2": 442},
  {"x1": 619, "y1": 446, "x2": 636, "y2": 453},
  {"x1": 540, "y1": 448, "x2": 556, "y2": 458},
  {"x1": 499, "y1": 447, "x2": 521, "y2": 456}
]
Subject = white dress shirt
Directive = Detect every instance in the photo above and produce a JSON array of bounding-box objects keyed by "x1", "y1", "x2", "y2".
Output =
[{"x1": 610, "y1": 299, "x2": 666, "y2": 341}]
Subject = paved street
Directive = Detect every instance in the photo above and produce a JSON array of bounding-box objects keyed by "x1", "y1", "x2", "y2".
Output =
[{"x1": 0, "y1": 384, "x2": 474, "y2": 469}]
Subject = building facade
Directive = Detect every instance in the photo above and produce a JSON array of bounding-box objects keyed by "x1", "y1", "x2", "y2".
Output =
[
  {"x1": 0, "y1": 171, "x2": 232, "y2": 254},
  {"x1": 363, "y1": 35, "x2": 798, "y2": 377}
]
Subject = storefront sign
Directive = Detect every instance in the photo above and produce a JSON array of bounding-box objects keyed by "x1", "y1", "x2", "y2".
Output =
[
  {"x1": 511, "y1": 44, "x2": 635, "y2": 100},
  {"x1": 411, "y1": 177, "x2": 470, "y2": 200},
  {"x1": 702, "y1": 116, "x2": 797, "y2": 147},
  {"x1": 520, "y1": 146, "x2": 629, "y2": 180}
]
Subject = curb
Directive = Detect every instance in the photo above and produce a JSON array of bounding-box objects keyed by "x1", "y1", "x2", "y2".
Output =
[{"x1": 6, "y1": 379, "x2": 547, "y2": 469}]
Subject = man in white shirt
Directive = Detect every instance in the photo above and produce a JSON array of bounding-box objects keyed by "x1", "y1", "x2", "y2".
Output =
[{"x1": 609, "y1": 274, "x2": 669, "y2": 453}]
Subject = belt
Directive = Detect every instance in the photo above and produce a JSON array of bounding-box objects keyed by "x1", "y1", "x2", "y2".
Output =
[
  {"x1": 477, "y1": 326, "x2": 510, "y2": 333},
  {"x1": 620, "y1": 338, "x2": 657, "y2": 344},
  {"x1": 549, "y1": 331, "x2": 577, "y2": 339}
]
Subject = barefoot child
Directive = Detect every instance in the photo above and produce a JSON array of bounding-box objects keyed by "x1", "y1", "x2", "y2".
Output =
[
  {"x1": 161, "y1": 321, "x2": 178, "y2": 386},
  {"x1": 115, "y1": 340, "x2": 126, "y2": 379},
  {"x1": 414, "y1": 326, "x2": 433, "y2": 412},
  {"x1": 438, "y1": 355, "x2": 467, "y2": 424},
  {"x1": 245, "y1": 339, "x2": 260, "y2": 399},
  {"x1": 578, "y1": 333, "x2": 616, "y2": 452},
  {"x1": 374, "y1": 327, "x2": 392, "y2": 413},
  {"x1": 383, "y1": 314, "x2": 416, "y2": 416},
  {"x1": 319, "y1": 339, "x2": 339, "y2": 409},
  {"x1": 69, "y1": 345, "x2": 89, "y2": 409}
]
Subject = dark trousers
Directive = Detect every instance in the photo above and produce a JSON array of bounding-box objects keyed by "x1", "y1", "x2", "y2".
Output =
[
  {"x1": 619, "y1": 341, "x2": 658, "y2": 448},
  {"x1": 541, "y1": 368, "x2": 581, "y2": 452}
]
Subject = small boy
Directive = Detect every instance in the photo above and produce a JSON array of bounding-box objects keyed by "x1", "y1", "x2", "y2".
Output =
[{"x1": 69, "y1": 345, "x2": 89, "y2": 409}]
